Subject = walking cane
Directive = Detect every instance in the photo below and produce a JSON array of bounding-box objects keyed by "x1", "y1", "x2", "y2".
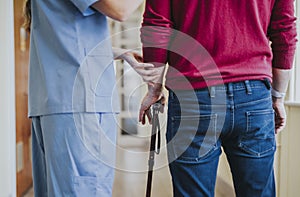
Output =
[{"x1": 146, "y1": 101, "x2": 162, "y2": 197}]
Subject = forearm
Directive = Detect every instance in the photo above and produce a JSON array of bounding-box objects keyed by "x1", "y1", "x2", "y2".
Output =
[
  {"x1": 92, "y1": 0, "x2": 143, "y2": 22},
  {"x1": 272, "y1": 68, "x2": 292, "y2": 94},
  {"x1": 271, "y1": 68, "x2": 292, "y2": 133}
]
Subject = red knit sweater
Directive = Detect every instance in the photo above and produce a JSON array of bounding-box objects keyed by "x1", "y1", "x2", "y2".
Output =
[{"x1": 141, "y1": 0, "x2": 297, "y2": 89}]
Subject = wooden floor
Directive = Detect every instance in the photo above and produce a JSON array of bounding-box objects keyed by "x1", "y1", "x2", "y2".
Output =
[
  {"x1": 113, "y1": 140, "x2": 229, "y2": 197},
  {"x1": 112, "y1": 139, "x2": 173, "y2": 197},
  {"x1": 23, "y1": 138, "x2": 229, "y2": 197}
]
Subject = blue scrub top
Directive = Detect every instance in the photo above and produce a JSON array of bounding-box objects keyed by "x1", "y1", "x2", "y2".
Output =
[{"x1": 28, "y1": 0, "x2": 120, "y2": 117}]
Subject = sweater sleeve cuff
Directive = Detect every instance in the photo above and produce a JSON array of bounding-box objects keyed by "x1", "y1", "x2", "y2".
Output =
[
  {"x1": 143, "y1": 48, "x2": 168, "y2": 67},
  {"x1": 272, "y1": 51, "x2": 296, "y2": 69}
]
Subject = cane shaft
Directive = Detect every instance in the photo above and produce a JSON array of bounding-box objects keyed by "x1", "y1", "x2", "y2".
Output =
[{"x1": 145, "y1": 103, "x2": 161, "y2": 197}]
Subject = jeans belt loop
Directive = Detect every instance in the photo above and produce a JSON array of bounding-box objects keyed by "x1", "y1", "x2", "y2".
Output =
[
  {"x1": 263, "y1": 78, "x2": 271, "y2": 90},
  {"x1": 227, "y1": 83, "x2": 233, "y2": 97},
  {"x1": 244, "y1": 80, "x2": 252, "y2": 95},
  {"x1": 209, "y1": 86, "x2": 216, "y2": 98}
]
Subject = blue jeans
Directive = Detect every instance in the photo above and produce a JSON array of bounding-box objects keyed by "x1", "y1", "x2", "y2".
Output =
[
  {"x1": 31, "y1": 113, "x2": 117, "y2": 197},
  {"x1": 166, "y1": 80, "x2": 276, "y2": 197}
]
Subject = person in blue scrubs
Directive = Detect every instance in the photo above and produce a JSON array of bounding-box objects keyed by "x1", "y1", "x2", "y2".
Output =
[{"x1": 23, "y1": 0, "x2": 157, "y2": 196}]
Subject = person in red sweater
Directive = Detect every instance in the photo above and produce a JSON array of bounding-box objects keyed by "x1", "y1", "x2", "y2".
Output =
[{"x1": 139, "y1": 0, "x2": 297, "y2": 196}]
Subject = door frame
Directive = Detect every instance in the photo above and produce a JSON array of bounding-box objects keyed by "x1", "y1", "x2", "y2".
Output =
[{"x1": 0, "y1": 0, "x2": 17, "y2": 196}]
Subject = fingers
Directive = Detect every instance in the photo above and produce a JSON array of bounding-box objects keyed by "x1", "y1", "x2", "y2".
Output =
[
  {"x1": 126, "y1": 52, "x2": 153, "y2": 67},
  {"x1": 274, "y1": 113, "x2": 286, "y2": 134},
  {"x1": 123, "y1": 52, "x2": 165, "y2": 83},
  {"x1": 122, "y1": 52, "x2": 144, "y2": 66},
  {"x1": 136, "y1": 63, "x2": 155, "y2": 70},
  {"x1": 132, "y1": 52, "x2": 143, "y2": 62},
  {"x1": 139, "y1": 96, "x2": 151, "y2": 124},
  {"x1": 129, "y1": 61, "x2": 156, "y2": 77},
  {"x1": 139, "y1": 107, "x2": 145, "y2": 124},
  {"x1": 159, "y1": 96, "x2": 166, "y2": 113},
  {"x1": 139, "y1": 108, "x2": 152, "y2": 125},
  {"x1": 146, "y1": 109, "x2": 152, "y2": 124},
  {"x1": 273, "y1": 101, "x2": 286, "y2": 134},
  {"x1": 134, "y1": 66, "x2": 163, "y2": 83},
  {"x1": 139, "y1": 91, "x2": 165, "y2": 125},
  {"x1": 132, "y1": 63, "x2": 154, "y2": 70},
  {"x1": 275, "y1": 120, "x2": 285, "y2": 134}
]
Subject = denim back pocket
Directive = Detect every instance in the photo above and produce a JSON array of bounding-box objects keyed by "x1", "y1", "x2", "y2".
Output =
[
  {"x1": 239, "y1": 109, "x2": 276, "y2": 157},
  {"x1": 167, "y1": 113, "x2": 218, "y2": 164}
]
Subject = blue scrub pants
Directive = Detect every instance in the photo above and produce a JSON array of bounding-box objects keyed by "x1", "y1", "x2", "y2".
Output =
[
  {"x1": 166, "y1": 80, "x2": 276, "y2": 197},
  {"x1": 31, "y1": 113, "x2": 117, "y2": 197}
]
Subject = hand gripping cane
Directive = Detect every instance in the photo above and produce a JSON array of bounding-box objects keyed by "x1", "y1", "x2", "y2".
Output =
[{"x1": 146, "y1": 101, "x2": 162, "y2": 197}]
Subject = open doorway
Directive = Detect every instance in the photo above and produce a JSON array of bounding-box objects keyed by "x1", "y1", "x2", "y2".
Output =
[{"x1": 14, "y1": 0, "x2": 32, "y2": 196}]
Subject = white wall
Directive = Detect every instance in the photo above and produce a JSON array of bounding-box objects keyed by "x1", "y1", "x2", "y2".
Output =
[
  {"x1": 0, "y1": 0, "x2": 16, "y2": 197},
  {"x1": 277, "y1": 104, "x2": 300, "y2": 197}
]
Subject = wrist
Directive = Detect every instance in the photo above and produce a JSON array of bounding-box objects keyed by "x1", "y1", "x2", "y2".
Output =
[
  {"x1": 271, "y1": 88, "x2": 286, "y2": 99},
  {"x1": 272, "y1": 96, "x2": 284, "y2": 104},
  {"x1": 118, "y1": 51, "x2": 130, "y2": 60},
  {"x1": 148, "y1": 83, "x2": 163, "y2": 96}
]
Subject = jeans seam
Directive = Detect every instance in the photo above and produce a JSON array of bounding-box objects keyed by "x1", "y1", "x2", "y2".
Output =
[{"x1": 235, "y1": 96, "x2": 271, "y2": 109}]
